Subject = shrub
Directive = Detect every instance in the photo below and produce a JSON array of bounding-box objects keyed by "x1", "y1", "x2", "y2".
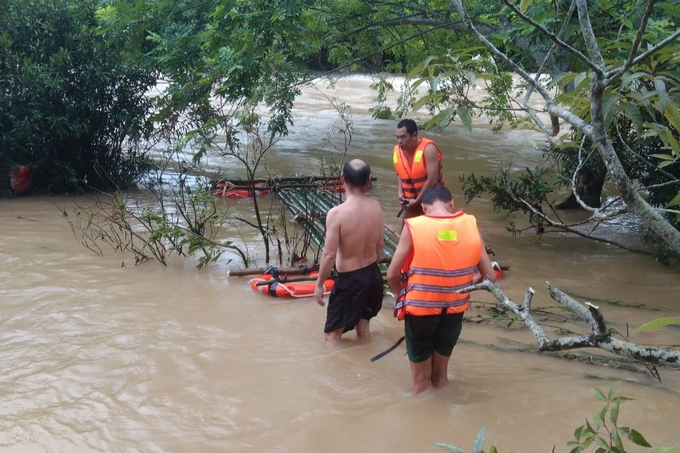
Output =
[{"x1": 0, "y1": 0, "x2": 156, "y2": 195}]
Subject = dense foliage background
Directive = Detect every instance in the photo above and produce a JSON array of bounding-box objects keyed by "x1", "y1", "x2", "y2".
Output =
[{"x1": 0, "y1": 0, "x2": 156, "y2": 194}]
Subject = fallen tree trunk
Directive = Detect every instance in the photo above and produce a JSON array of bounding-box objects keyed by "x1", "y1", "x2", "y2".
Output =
[{"x1": 462, "y1": 280, "x2": 680, "y2": 369}]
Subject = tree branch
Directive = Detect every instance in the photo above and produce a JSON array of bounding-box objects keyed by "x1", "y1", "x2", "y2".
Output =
[
  {"x1": 501, "y1": 0, "x2": 599, "y2": 75},
  {"x1": 461, "y1": 280, "x2": 680, "y2": 368},
  {"x1": 604, "y1": 0, "x2": 655, "y2": 86},
  {"x1": 575, "y1": 0, "x2": 607, "y2": 71}
]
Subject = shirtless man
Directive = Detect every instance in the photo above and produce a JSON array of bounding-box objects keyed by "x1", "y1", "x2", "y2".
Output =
[{"x1": 314, "y1": 159, "x2": 385, "y2": 347}]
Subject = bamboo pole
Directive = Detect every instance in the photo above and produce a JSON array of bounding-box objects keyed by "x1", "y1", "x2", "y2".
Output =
[
  {"x1": 228, "y1": 257, "x2": 394, "y2": 277},
  {"x1": 214, "y1": 176, "x2": 376, "y2": 186}
]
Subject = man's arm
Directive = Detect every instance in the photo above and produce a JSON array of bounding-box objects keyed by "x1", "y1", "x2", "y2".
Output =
[
  {"x1": 412, "y1": 143, "x2": 441, "y2": 206},
  {"x1": 386, "y1": 226, "x2": 413, "y2": 295},
  {"x1": 314, "y1": 208, "x2": 340, "y2": 306},
  {"x1": 472, "y1": 237, "x2": 497, "y2": 284},
  {"x1": 396, "y1": 175, "x2": 405, "y2": 204}
]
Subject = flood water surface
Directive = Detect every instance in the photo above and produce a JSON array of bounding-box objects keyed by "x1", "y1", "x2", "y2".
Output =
[{"x1": 1, "y1": 76, "x2": 680, "y2": 452}]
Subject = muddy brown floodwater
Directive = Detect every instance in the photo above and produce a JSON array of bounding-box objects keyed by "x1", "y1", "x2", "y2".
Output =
[{"x1": 1, "y1": 75, "x2": 679, "y2": 453}]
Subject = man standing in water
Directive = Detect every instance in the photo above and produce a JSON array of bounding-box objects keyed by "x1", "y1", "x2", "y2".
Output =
[
  {"x1": 387, "y1": 186, "x2": 496, "y2": 395},
  {"x1": 393, "y1": 119, "x2": 445, "y2": 220},
  {"x1": 314, "y1": 159, "x2": 385, "y2": 347}
]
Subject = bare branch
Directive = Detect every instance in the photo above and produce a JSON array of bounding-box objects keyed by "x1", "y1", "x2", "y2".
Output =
[
  {"x1": 574, "y1": 0, "x2": 607, "y2": 71},
  {"x1": 462, "y1": 280, "x2": 680, "y2": 368},
  {"x1": 605, "y1": 0, "x2": 656, "y2": 86},
  {"x1": 606, "y1": 28, "x2": 680, "y2": 84},
  {"x1": 501, "y1": 0, "x2": 600, "y2": 75}
]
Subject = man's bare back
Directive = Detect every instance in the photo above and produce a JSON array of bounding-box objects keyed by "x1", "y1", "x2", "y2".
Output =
[
  {"x1": 314, "y1": 159, "x2": 385, "y2": 346},
  {"x1": 328, "y1": 195, "x2": 384, "y2": 273}
]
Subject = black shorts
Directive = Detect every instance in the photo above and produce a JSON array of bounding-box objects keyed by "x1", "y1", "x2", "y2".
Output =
[
  {"x1": 324, "y1": 263, "x2": 384, "y2": 333},
  {"x1": 404, "y1": 312, "x2": 464, "y2": 363}
]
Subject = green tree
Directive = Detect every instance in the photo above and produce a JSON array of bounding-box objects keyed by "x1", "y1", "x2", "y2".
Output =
[
  {"x1": 349, "y1": 0, "x2": 680, "y2": 257},
  {"x1": 95, "y1": 0, "x2": 680, "y2": 257},
  {"x1": 0, "y1": 0, "x2": 156, "y2": 195}
]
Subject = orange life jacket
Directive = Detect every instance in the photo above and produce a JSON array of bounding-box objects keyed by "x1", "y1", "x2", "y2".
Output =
[
  {"x1": 393, "y1": 138, "x2": 444, "y2": 199},
  {"x1": 395, "y1": 212, "x2": 482, "y2": 318}
]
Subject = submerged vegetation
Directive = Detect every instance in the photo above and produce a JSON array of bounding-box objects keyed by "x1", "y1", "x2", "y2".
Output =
[{"x1": 435, "y1": 382, "x2": 677, "y2": 453}]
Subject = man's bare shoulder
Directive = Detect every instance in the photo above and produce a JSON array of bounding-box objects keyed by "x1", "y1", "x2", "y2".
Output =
[{"x1": 423, "y1": 142, "x2": 439, "y2": 154}]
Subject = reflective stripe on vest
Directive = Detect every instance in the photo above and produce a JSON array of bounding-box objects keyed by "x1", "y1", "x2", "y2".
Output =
[
  {"x1": 393, "y1": 138, "x2": 444, "y2": 198},
  {"x1": 395, "y1": 213, "x2": 482, "y2": 316}
]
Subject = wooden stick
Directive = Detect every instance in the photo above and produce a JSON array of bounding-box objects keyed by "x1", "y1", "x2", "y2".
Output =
[
  {"x1": 214, "y1": 176, "x2": 377, "y2": 186},
  {"x1": 255, "y1": 271, "x2": 389, "y2": 287},
  {"x1": 228, "y1": 257, "x2": 393, "y2": 277},
  {"x1": 228, "y1": 265, "x2": 318, "y2": 277},
  {"x1": 228, "y1": 256, "x2": 508, "y2": 277}
]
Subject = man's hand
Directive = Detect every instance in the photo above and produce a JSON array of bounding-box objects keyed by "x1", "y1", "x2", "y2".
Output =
[
  {"x1": 314, "y1": 285, "x2": 325, "y2": 307},
  {"x1": 397, "y1": 200, "x2": 409, "y2": 218}
]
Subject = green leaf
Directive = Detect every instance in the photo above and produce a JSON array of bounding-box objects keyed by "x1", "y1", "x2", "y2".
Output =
[
  {"x1": 664, "y1": 129, "x2": 680, "y2": 155},
  {"x1": 457, "y1": 106, "x2": 472, "y2": 131},
  {"x1": 573, "y1": 424, "x2": 589, "y2": 441},
  {"x1": 592, "y1": 387, "x2": 607, "y2": 402},
  {"x1": 473, "y1": 425, "x2": 487, "y2": 453},
  {"x1": 433, "y1": 442, "x2": 468, "y2": 453},
  {"x1": 594, "y1": 436, "x2": 609, "y2": 450},
  {"x1": 654, "y1": 77, "x2": 668, "y2": 112},
  {"x1": 620, "y1": 102, "x2": 644, "y2": 135},
  {"x1": 602, "y1": 90, "x2": 620, "y2": 127},
  {"x1": 612, "y1": 428, "x2": 624, "y2": 451},
  {"x1": 651, "y1": 446, "x2": 677, "y2": 453},
  {"x1": 408, "y1": 55, "x2": 436, "y2": 78},
  {"x1": 431, "y1": 108, "x2": 455, "y2": 128},
  {"x1": 411, "y1": 93, "x2": 437, "y2": 112},
  {"x1": 634, "y1": 317, "x2": 680, "y2": 333},
  {"x1": 610, "y1": 397, "x2": 620, "y2": 425},
  {"x1": 553, "y1": 72, "x2": 579, "y2": 90},
  {"x1": 593, "y1": 406, "x2": 606, "y2": 431},
  {"x1": 650, "y1": 154, "x2": 677, "y2": 161},
  {"x1": 620, "y1": 428, "x2": 652, "y2": 447},
  {"x1": 607, "y1": 381, "x2": 622, "y2": 400},
  {"x1": 520, "y1": 0, "x2": 533, "y2": 13},
  {"x1": 664, "y1": 100, "x2": 680, "y2": 133},
  {"x1": 667, "y1": 194, "x2": 680, "y2": 207}
]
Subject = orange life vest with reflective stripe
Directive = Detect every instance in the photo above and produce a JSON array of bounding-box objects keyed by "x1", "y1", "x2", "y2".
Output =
[
  {"x1": 395, "y1": 212, "x2": 482, "y2": 317},
  {"x1": 393, "y1": 138, "x2": 444, "y2": 199}
]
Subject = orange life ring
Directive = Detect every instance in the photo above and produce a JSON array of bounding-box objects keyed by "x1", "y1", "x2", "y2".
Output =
[
  {"x1": 249, "y1": 271, "x2": 334, "y2": 298},
  {"x1": 213, "y1": 182, "x2": 270, "y2": 198}
]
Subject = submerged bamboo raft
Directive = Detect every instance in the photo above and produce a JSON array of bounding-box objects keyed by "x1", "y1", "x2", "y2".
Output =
[
  {"x1": 275, "y1": 187, "x2": 400, "y2": 258},
  {"x1": 212, "y1": 175, "x2": 376, "y2": 198},
  {"x1": 228, "y1": 185, "x2": 509, "y2": 294}
]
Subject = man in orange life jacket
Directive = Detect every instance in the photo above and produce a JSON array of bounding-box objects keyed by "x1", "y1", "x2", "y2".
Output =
[
  {"x1": 393, "y1": 119, "x2": 445, "y2": 220},
  {"x1": 386, "y1": 185, "x2": 496, "y2": 395},
  {"x1": 314, "y1": 159, "x2": 385, "y2": 347}
]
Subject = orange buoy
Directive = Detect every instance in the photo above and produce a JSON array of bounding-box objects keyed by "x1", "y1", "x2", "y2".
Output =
[
  {"x1": 9, "y1": 165, "x2": 32, "y2": 194},
  {"x1": 213, "y1": 181, "x2": 270, "y2": 198},
  {"x1": 473, "y1": 262, "x2": 505, "y2": 282},
  {"x1": 249, "y1": 271, "x2": 334, "y2": 298}
]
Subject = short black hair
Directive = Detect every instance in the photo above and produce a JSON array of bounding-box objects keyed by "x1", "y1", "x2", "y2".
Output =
[
  {"x1": 342, "y1": 159, "x2": 371, "y2": 187},
  {"x1": 396, "y1": 119, "x2": 417, "y2": 136},
  {"x1": 421, "y1": 185, "x2": 452, "y2": 205}
]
